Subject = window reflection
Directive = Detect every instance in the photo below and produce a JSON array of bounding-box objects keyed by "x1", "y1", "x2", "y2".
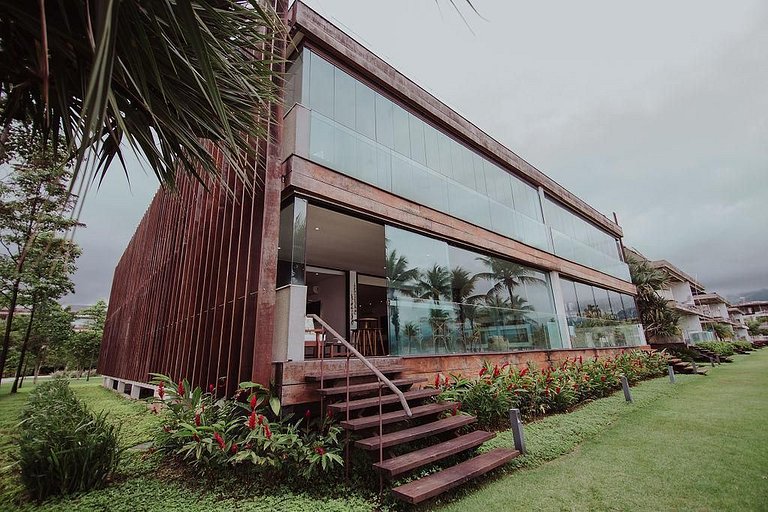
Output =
[{"x1": 386, "y1": 226, "x2": 561, "y2": 355}]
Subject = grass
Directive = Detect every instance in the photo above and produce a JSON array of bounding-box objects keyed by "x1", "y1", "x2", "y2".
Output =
[
  {"x1": 2, "y1": 353, "x2": 767, "y2": 511},
  {"x1": 436, "y1": 351, "x2": 768, "y2": 511}
]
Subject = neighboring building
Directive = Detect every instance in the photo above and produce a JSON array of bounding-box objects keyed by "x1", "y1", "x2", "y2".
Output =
[
  {"x1": 648, "y1": 259, "x2": 714, "y2": 343},
  {"x1": 99, "y1": 2, "x2": 645, "y2": 402},
  {"x1": 734, "y1": 300, "x2": 768, "y2": 323},
  {"x1": 693, "y1": 293, "x2": 749, "y2": 341},
  {"x1": 727, "y1": 307, "x2": 751, "y2": 340}
]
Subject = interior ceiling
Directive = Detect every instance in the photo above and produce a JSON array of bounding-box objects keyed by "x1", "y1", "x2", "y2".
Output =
[{"x1": 306, "y1": 205, "x2": 385, "y2": 276}]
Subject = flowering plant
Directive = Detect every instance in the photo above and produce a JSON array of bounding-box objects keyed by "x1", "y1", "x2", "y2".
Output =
[
  {"x1": 149, "y1": 374, "x2": 343, "y2": 478},
  {"x1": 436, "y1": 350, "x2": 667, "y2": 428}
]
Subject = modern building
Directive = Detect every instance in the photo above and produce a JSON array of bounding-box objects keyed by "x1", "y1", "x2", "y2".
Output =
[
  {"x1": 693, "y1": 292, "x2": 749, "y2": 340},
  {"x1": 99, "y1": 1, "x2": 645, "y2": 403},
  {"x1": 734, "y1": 300, "x2": 768, "y2": 323}
]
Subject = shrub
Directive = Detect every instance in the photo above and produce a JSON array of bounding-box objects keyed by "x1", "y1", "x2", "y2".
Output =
[
  {"x1": 18, "y1": 378, "x2": 121, "y2": 501},
  {"x1": 436, "y1": 350, "x2": 668, "y2": 429},
  {"x1": 150, "y1": 374, "x2": 343, "y2": 479},
  {"x1": 731, "y1": 341, "x2": 754, "y2": 352},
  {"x1": 697, "y1": 341, "x2": 735, "y2": 357}
]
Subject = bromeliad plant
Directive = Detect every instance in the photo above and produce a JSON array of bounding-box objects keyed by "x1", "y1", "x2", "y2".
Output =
[
  {"x1": 436, "y1": 350, "x2": 668, "y2": 429},
  {"x1": 149, "y1": 374, "x2": 342, "y2": 478}
]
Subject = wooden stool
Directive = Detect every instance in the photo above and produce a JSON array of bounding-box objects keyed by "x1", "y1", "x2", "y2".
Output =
[{"x1": 356, "y1": 317, "x2": 385, "y2": 356}]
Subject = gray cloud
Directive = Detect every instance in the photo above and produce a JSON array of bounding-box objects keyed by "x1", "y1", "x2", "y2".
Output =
[{"x1": 65, "y1": 0, "x2": 768, "y2": 303}]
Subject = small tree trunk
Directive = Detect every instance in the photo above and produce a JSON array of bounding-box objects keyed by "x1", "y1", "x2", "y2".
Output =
[
  {"x1": 33, "y1": 356, "x2": 43, "y2": 384},
  {"x1": 0, "y1": 282, "x2": 21, "y2": 388},
  {"x1": 11, "y1": 302, "x2": 36, "y2": 393},
  {"x1": 19, "y1": 359, "x2": 29, "y2": 388}
]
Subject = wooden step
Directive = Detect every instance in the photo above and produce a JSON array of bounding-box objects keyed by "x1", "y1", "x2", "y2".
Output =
[
  {"x1": 355, "y1": 415, "x2": 475, "y2": 451},
  {"x1": 328, "y1": 388, "x2": 440, "y2": 414},
  {"x1": 391, "y1": 448, "x2": 520, "y2": 504},
  {"x1": 304, "y1": 366, "x2": 407, "y2": 381},
  {"x1": 318, "y1": 377, "x2": 424, "y2": 397},
  {"x1": 374, "y1": 430, "x2": 496, "y2": 478},
  {"x1": 340, "y1": 402, "x2": 457, "y2": 431}
]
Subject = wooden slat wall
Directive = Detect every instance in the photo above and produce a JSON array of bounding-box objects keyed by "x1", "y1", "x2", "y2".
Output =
[{"x1": 99, "y1": 0, "x2": 287, "y2": 395}]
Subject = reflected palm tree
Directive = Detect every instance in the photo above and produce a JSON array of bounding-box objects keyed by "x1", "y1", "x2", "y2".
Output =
[
  {"x1": 450, "y1": 266, "x2": 479, "y2": 345},
  {"x1": 385, "y1": 249, "x2": 419, "y2": 347},
  {"x1": 475, "y1": 256, "x2": 543, "y2": 305},
  {"x1": 414, "y1": 264, "x2": 451, "y2": 304},
  {"x1": 482, "y1": 293, "x2": 533, "y2": 325}
]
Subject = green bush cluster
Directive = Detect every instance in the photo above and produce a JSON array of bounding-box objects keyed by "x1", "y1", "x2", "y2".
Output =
[
  {"x1": 731, "y1": 341, "x2": 754, "y2": 352},
  {"x1": 697, "y1": 341, "x2": 735, "y2": 357},
  {"x1": 436, "y1": 350, "x2": 669, "y2": 429},
  {"x1": 151, "y1": 374, "x2": 343, "y2": 479},
  {"x1": 18, "y1": 378, "x2": 121, "y2": 501}
]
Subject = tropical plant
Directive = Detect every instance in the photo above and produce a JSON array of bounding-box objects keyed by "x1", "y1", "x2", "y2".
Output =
[
  {"x1": 625, "y1": 255, "x2": 680, "y2": 340},
  {"x1": 0, "y1": 0, "x2": 282, "y2": 190},
  {"x1": 435, "y1": 350, "x2": 668, "y2": 428},
  {"x1": 697, "y1": 341, "x2": 735, "y2": 357},
  {"x1": 150, "y1": 374, "x2": 343, "y2": 478},
  {"x1": 18, "y1": 378, "x2": 121, "y2": 501},
  {"x1": 709, "y1": 322, "x2": 734, "y2": 341}
]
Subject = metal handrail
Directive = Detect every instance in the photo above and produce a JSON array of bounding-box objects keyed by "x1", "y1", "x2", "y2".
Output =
[{"x1": 309, "y1": 314, "x2": 412, "y2": 417}]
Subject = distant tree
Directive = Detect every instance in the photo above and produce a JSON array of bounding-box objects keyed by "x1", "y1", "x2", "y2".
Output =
[
  {"x1": 0, "y1": 127, "x2": 80, "y2": 389},
  {"x1": 710, "y1": 322, "x2": 734, "y2": 341},
  {"x1": 67, "y1": 300, "x2": 107, "y2": 379},
  {"x1": 26, "y1": 301, "x2": 74, "y2": 385},
  {"x1": 414, "y1": 265, "x2": 452, "y2": 305},
  {"x1": 475, "y1": 256, "x2": 542, "y2": 303}
]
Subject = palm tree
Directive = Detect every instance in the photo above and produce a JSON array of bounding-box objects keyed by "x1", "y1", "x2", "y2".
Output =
[
  {"x1": 414, "y1": 264, "x2": 452, "y2": 305},
  {"x1": 475, "y1": 255, "x2": 542, "y2": 303},
  {"x1": 450, "y1": 266, "x2": 478, "y2": 341},
  {"x1": 385, "y1": 248, "x2": 419, "y2": 347},
  {"x1": 626, "y1": 255, "x2": 681, "y2": 341},
  {"x1": 0, "y1": 1, "x2": 281, "y2": 189}
]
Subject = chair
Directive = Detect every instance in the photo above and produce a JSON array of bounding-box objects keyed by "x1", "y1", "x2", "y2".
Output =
[
  {"x1": 431, "y1": 319, "x2": 451, "y2": 354},
  {"x1": 304, "y1": 316, "x2": 325, "y2": 359}
]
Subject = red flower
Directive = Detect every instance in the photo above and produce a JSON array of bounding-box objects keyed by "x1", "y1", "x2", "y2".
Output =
[
  {"x1": 208, "y1": 384, "x2": 215, "y2": 393},
  {"x1": 479, "y1": 367, "x2": 487, "y2": 376},
  {"x1": 248, "y1": 411, "x2": 257, "y2": 430},
  {"x1": 493, "y1": 365, "x2": 500, "y2": 378},
  {"x1": 258, "y1": 414, "x2": 264, "y2": 425},
  {"x1": 250, "y1": 394, "x2": 258, "y2": 410},
  {"x1": 601, "y1": 375, "x2": 607, "y2": 382},
  {"x1": 434, "y1": 373, "x2": 441, "y2": 388},
  {"x1": 305, "y1": 409, "x2": 311, "y2": 420},
  {"x1": 214, "y1": 432, "x2": 225, "y2": 450},
  {"x1": 520, "y1": 367, "x2": 529, "y2": 377},
  {"x1": 177, "y1": 380, "x2": 185, "y2": 397},
  {"x1": 501, "y1": 362, "x2": 510, "y2": 369},
  {"x1": 194, "y1": 413, "x2": 201, "y2": 427},
  {"x1": 314, "y1": 446, "x2": 325, "y2": 456},
  {"x1": 326, "y1": 407, "x2": 334, "y2": 419},
  {"x1": 193, "y1": 434, "x2": 200, "y2": 442},
  {"x1": 157, "y1": 381, "x2": 165, "y2": 400},
  {"x1": 263, "y1": 424, "x2": 272, "y2": 440},
  {"x1": 578, "y1": 355, "x2": 583, "y2": 365},
  {"x1": 231, "y1": 443, "x2": 239, "y2": 454},
  {"x1": 555, "y1": 387, "x2": 561, "y2": 394}
]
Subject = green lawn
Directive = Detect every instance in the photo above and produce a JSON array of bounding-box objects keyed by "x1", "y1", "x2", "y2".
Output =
[
  {"x1": 437, "y1": 351, "x2": 768, "y2": 511},
  {"x1": 1, "y1": 352, "x2": 767, "y2": 511}
]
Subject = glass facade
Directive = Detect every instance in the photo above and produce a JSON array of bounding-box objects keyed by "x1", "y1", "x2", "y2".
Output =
[
  {"x1": 559, "y1": 277, "x2": 643, "y2": 348},
  {"x1": 294, "y1": 49, "x2": 551, "y2": 252},
  {"x1": 276, "y1": 199, "x2": 307, "y2": 287},
  {"x1": 286, "y1": 49, "x2": 631, "y2": 281},
  {"x1": 544, "y1": 198, "x2": 629, "y2": 280},
  {"x1": 386, "y1": 226, "x2": 562, "y2": 355}
]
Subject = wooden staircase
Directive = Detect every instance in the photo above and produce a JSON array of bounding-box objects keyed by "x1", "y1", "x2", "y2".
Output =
[
  {"x1": 664, "y1": 355, "x2": 708, "y2": 375},
  {"x1": 309, "y1": 363, "x2": 519, "y2": 504}
]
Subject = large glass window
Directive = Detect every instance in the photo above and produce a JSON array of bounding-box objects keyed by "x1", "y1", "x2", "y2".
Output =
[
  {"x1": 299, "y1": 49, "x2": 551, "y2": 253},
  {"x1": 386, "y1": 226, "x2": 561, "y2": 355},
  {"x1": 559, "y1": 277, "x2": 644, "y2": 348}
]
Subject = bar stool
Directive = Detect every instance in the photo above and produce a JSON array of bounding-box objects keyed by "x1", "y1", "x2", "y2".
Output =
[{"x1": 355, "y1": 317, "x2": 386, "y2": 356}]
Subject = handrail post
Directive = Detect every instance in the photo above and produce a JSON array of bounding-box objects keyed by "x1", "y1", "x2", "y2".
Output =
[
  {"x1": 379, "y1": 378, "x2": 384, "y2": 495},
  {"x1": 319, "y1": 330, "x2": 325, "y2": 421},
  {"x1": 344, "y1": 348, "x2": 350, "y2": 483}
]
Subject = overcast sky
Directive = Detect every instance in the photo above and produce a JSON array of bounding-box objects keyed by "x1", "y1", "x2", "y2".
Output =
[{"x1": 65, "y1": 0, "x2": 768, "y2": 305}]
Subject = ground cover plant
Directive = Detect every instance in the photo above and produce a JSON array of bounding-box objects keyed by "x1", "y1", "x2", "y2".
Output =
[
  {"x1": 16, "y1": 379, "x2": 121, "y2": 501},
  {"x1": 150, "y1": 374, "x2": 343, "y2": 479},
  {"x1": 436, "y1": 350, "x2": 668, "y2": 429}
]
